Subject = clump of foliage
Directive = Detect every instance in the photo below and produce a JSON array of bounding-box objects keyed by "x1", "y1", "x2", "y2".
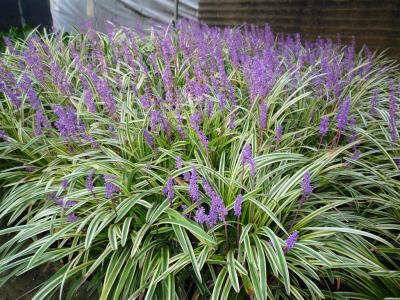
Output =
[{"x1": 0, "y1": 21, "x2": 399, "y2": 300}]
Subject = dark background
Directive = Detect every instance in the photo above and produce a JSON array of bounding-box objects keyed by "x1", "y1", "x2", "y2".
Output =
[
  {"x1": 199, "y1": 0, "x2": 400, "y2": 57},
  {"x1": 0, "y1": 0, "x2": 51, "y2": 31}
]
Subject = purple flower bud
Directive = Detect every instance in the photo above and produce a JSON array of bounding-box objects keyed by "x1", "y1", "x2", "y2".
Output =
[
  {"x1": 275, "y1": 125, "x2": 284, "y2": 145},
  {"x1": 336, "y1": 96, "x2": 351, "y2": 133},
  {"x1": 189, "y1": 166, "x2": 200, "y2": 202},
  {"x1": 86, "y1": 170, "x2": 95, "y2": 192},
  {"x1": 233, "y1": 194, "x2": 243, "y2": 217},
  {"x1": 104, "y1": 174, "x2": 120, "y2": 199},
  {"x1": 285, "y1": 230, "x2": 298, "y2": 251},
  {"x1": 143, "y1": 129, "x2": 155, "y2": 149},
  {"x1": 67, "y1": 213, "x2": 78, "y2": 223},
  {"x1": 176, "y1": 156, "x2": 183, "y2": 169},
  {"x1": 0, "y1": 129, "x2": 8, "y2": 142},
  {"x1": 351, "y1": 149, "x2": 361, "y2": 161},
  {"x1": 228, "y1": 113, "x2": 236, "y2": 129},
  {"x1": 319, "y1": 116, "x2": 329, "y2": 137},
  {"x1": 301, "y1": 172, "x2": 312, "y2": 200},
  {"x1": 242, "y1": 143, "x2": 256, "y2": 176},
  {"x1": 194, "y1": 206, "x2": 208, "y2": 224},
  {"x1": 163, "y1": 177, "x2": 175, "y2": 205},
  {"x1": 62, "y1": 178, "x2": 69, "y2": 191},
  {"x1": 394, "y1": 158, "x2": 400, "y2": 167},
  {"x1": 183, "y1": 172, "x2": 191, "y2": 182}
]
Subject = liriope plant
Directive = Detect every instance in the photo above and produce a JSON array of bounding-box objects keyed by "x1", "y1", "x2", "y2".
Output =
[{"x1": 0, "y1": 21, "x2": 399, "y2": 299}]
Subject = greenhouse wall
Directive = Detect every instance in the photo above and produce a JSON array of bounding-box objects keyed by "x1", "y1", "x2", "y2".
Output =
[
  {"x1": 49, "y1": 0, "x2": 400, "y2": 56},
  {"x1": 198, "y1": 0, "x2": 400, "y2": 56}
]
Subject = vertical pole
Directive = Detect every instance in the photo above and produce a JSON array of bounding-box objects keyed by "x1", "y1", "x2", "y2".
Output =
[
  {"x1": 17, "y1": 0, "x2": 26, "y2": 27},
  {"x1": 173, "y1": 0, "x2": 179, "y2": 28}
]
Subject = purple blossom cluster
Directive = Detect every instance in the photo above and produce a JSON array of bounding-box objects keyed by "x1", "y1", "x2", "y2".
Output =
[
  {"x1": 319, "y1": 116, "x2": 329, "y2": 139},
  {"x1": 53, "y1": 105, "x2": 84, "y2": 143},
  {"x1": 20, "y1": 74, "x2": 50, "y2": 135},
  {"x1": 0, "y1": 64, "x2": 21, "y2": 108},
  {"x1": 189, "y1": 166, "x2": 200, "y2": 202},
  {"x1": 51, "y1": 61, "x2": 71, "y2": 95},
  {"x1": 143, "y1": 129, "x2": 155, "y2": 149},
  {"x1": 284, "y1": 230, "x2": 299, "y2": 252},
  {"x1": 104, "y1": 175, "x2": 120, "y2": 199},
  {"x1": 336, "y1": 96, "x2": 351, "y2": 134},
  {"x1": 2, "y1": 20, "x2": 399, "y2": 244},
  {"x1": 301, "y1": 172, "x2": 313, "y2": 200},
  {"x1": 194, "y1": 179, "x2": 227, "y2": 227}
]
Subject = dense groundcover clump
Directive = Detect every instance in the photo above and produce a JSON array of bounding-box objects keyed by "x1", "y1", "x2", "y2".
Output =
[{"x1": 0, "y1": 21, "x2": 399, "y2": 299}]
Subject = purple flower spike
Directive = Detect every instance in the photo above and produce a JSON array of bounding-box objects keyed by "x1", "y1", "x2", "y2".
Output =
[
  {"x1": 285, "y1": 230, "x2": 299, "y2": 252},
  {"x1": 53, "y1": 105, "x2": 83, "y2": 142},
  {"x1": 189, "y1": 167, "x2": 200, "y2": 202},
  {"x1": 143, "y1": 129, "x2": 155, "y2": 149},
  {"x1": 275, "y1": 125, "x2": 283, "y2": 145},
  {"x1": 163, "y1": 177, "x2": 175, "y2": 205},
  {"x1": 202, "y1": 178, "x2": 227, "y2": 225},
  {"x1": 150, "y1": 109, "x2": 160, "y2": 132},
  {"x1": 233, "y1": 194, "x2": 243, "y2": 217},
  {"x1": 86, "y1": 170, "x2": 95, "y2": 192},
  {"x1": 242, "y1": 143, "x2": 256, "y2": 176},
  {"x1": 301, "y1": 172, "x2": 313, "y2": 200},
  {"x1": 176, "y1": 156, "x2": 183, "y2": 169},
  {"x1": 336, "y1": 96, "x2": 351, "y2": 133},
  {"x1": 370, "y1": 90, "x2": 378, "y2": 117},
  {"x1": 190, "y1": 112, "x2": 209, "y2": 153},
  {"x1": 104, "y1": 174, "x2": 120, "y2": 199},
  {"x1": 319, "y1": 116, "x2": 329, "y2": 137},
  {"x1": 259, "y1": 101, "x2": 268, "y2": 129},
  {"x1": 388, "y1": 81, "x2": 398, "y2": 143},
  {"x1": 62, "y1": 178, "x2": 69, "y2": 191}
]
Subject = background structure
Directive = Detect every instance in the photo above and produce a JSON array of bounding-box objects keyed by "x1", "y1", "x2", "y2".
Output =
[
  {"x1": 1, "y1": 0, "x2": 399, "y2": 56},
  {"x1": 0, "y1": 0, "x2": 52, "y2": 31}
]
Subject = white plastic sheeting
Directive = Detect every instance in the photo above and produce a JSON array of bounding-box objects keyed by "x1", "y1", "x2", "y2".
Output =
[{"x1": 50, "y1": 0, "x2": 198, "y2": 32}]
